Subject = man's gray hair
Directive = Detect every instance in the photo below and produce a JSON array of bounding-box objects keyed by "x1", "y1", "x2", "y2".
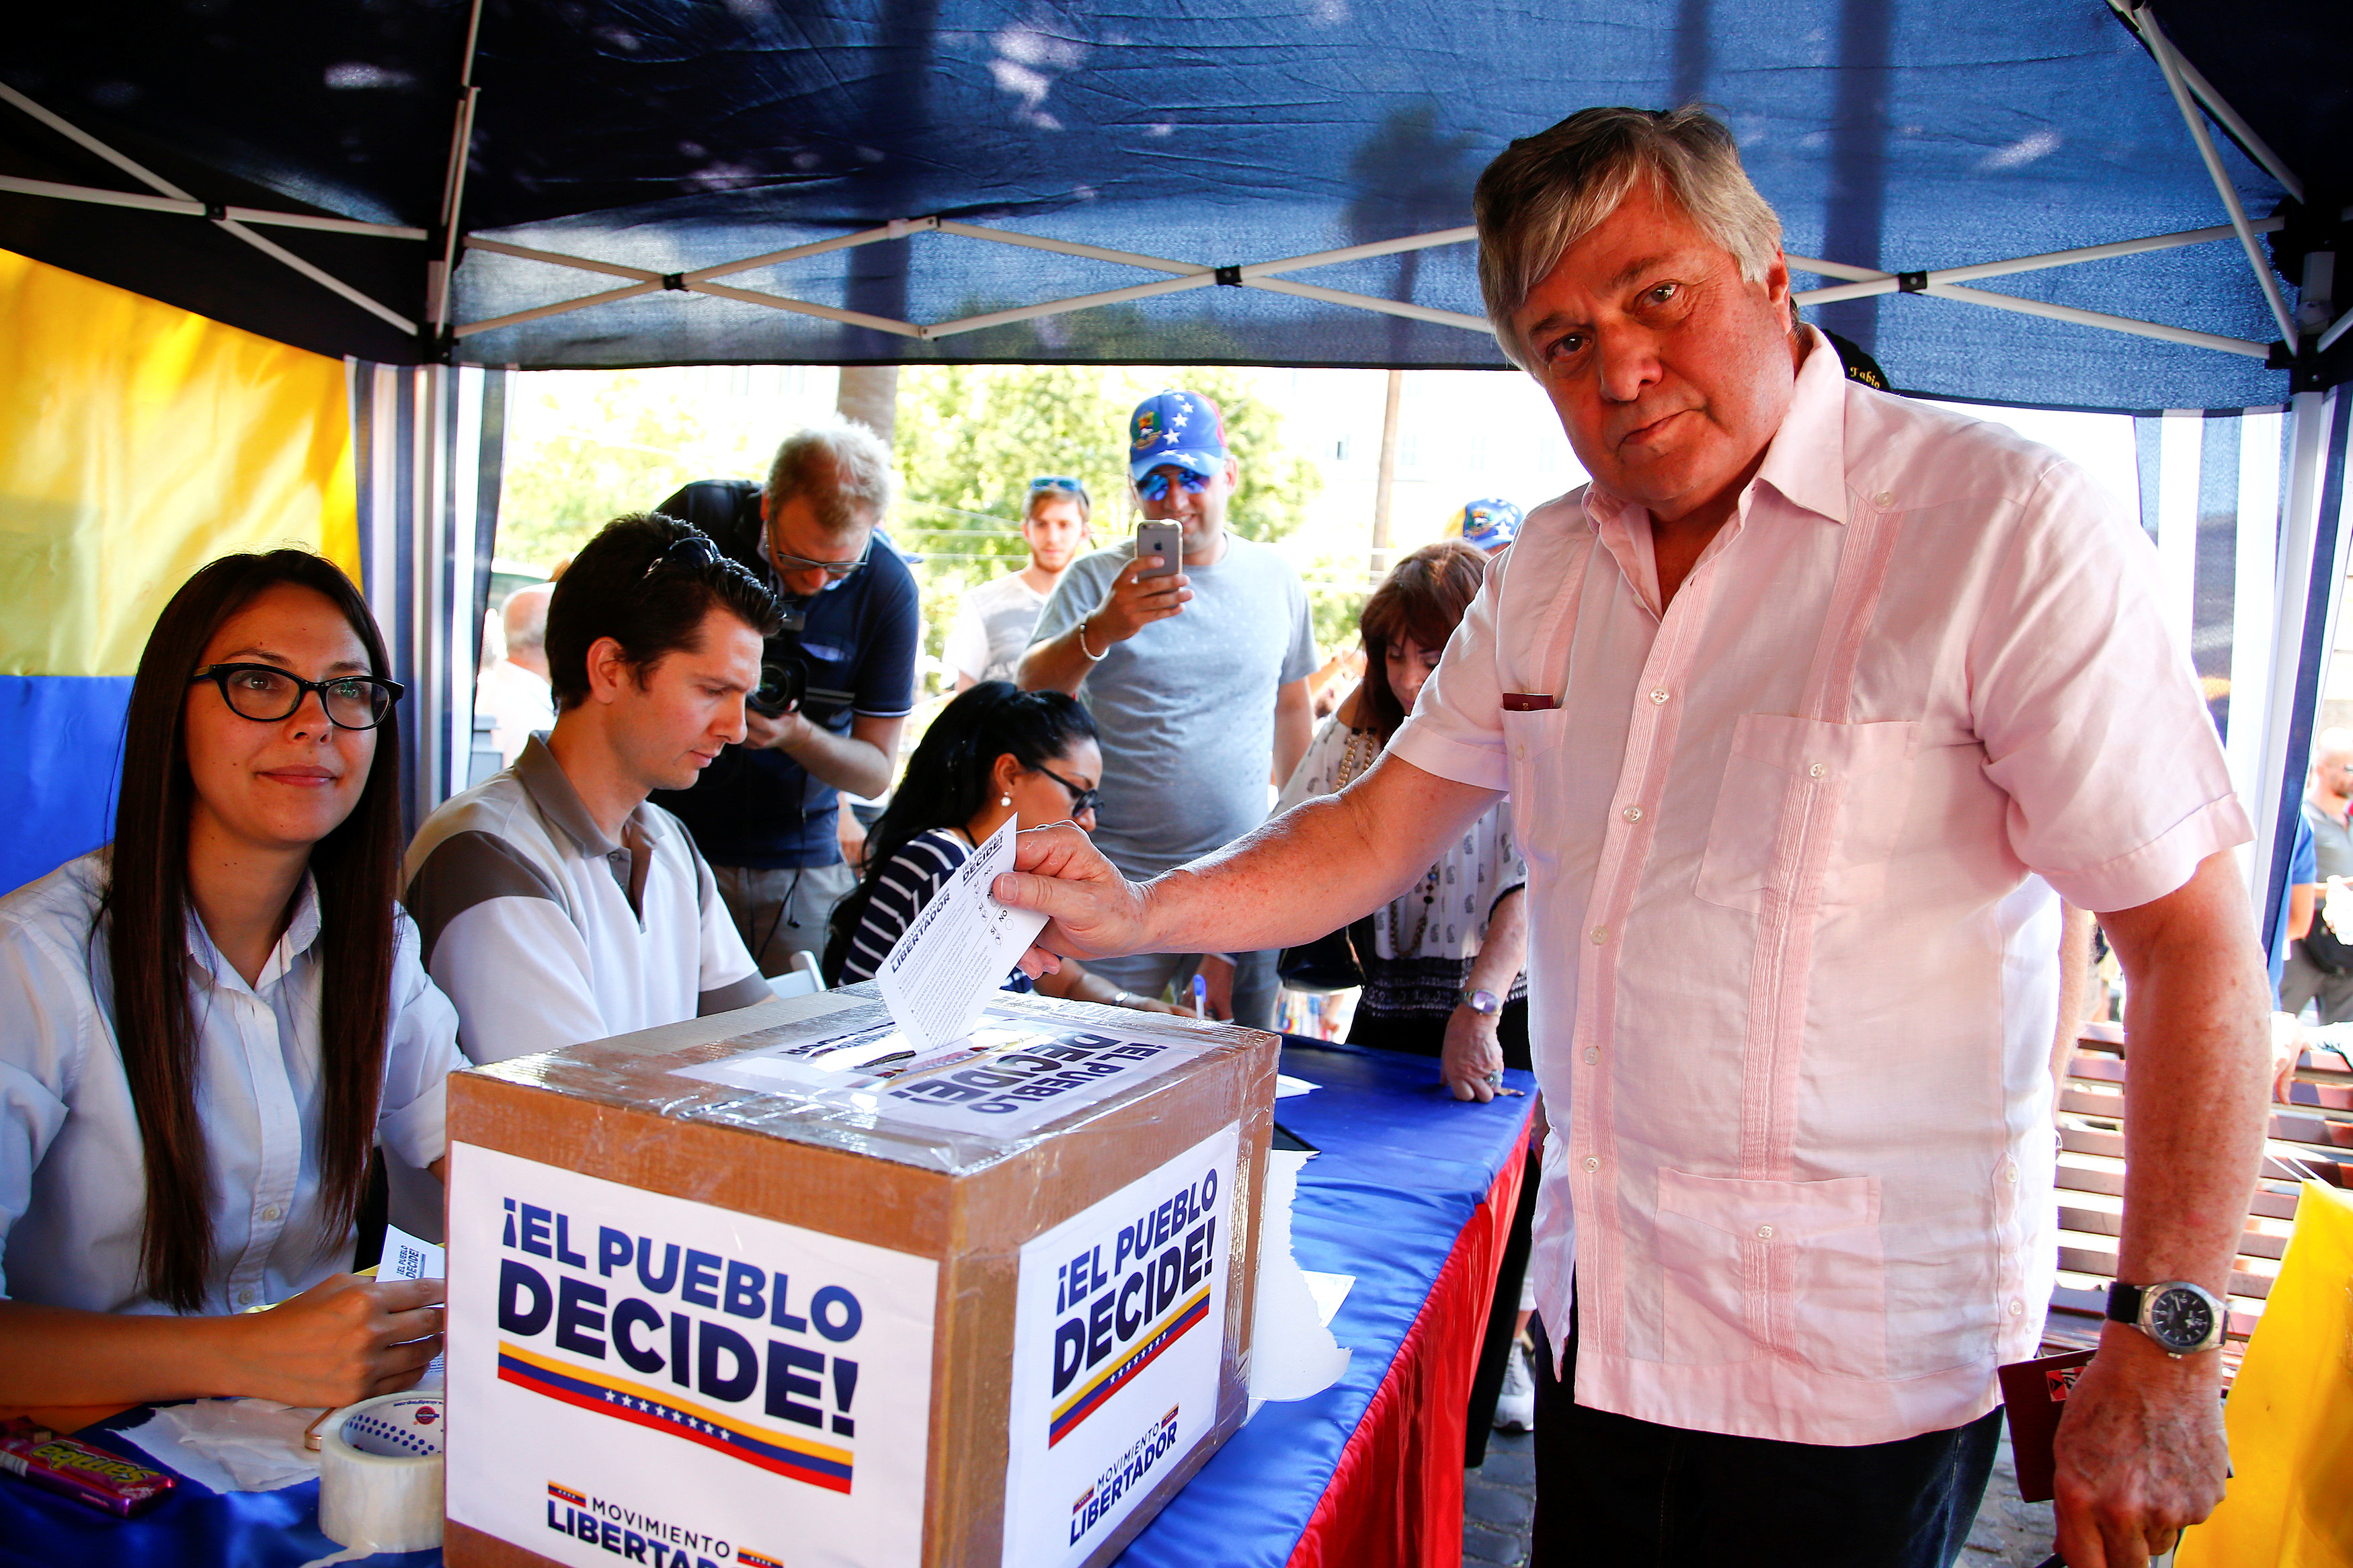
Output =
[
  {"x1": 1474, "y1": 106, "x2": 1784, "y2": 371},
  {"x1": 764, "y1": 419, "x2": 897, "y2": 534}
]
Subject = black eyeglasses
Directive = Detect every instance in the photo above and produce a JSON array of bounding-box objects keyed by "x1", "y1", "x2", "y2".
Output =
[
  {"x1": 190, "y1": 664, "x2": 405, "y2": 731},
  {"x1": 1036, "y1": 764, "x2": 1100, "y2": 818},
  {"x1": 768, "y1": 534, "x2": 873, "y2": 581},
  {"x1": 642, "y1": 532, "x2": 722, "y2": 581}
]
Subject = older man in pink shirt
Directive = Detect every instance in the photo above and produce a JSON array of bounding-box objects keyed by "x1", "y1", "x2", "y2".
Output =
[{"x1": 998, "y1": 107, "x2": 2269, "y2": 1568}]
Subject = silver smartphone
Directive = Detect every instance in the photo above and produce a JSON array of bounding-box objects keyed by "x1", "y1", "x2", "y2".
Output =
[{"x1": 1135, "y1": 521, "x2": 1183, "y2": 577}]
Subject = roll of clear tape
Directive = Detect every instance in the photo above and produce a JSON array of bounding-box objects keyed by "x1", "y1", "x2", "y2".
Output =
[{"x1": 315, "y1": 1391, "x2": 444, "y2": 1554}]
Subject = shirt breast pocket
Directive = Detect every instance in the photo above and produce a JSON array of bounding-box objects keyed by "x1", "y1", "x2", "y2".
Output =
[
  {"x1": 1693, "y1": 714, "x2": 1917, "y2": 913},
  {"x1": 1501, "y1": 706, "x2": 1568, "y2": 853}
]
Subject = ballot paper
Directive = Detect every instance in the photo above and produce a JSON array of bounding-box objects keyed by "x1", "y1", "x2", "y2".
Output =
[
  {"x1": 874, "y1": 814, "x2": 1047, "y2": 1051},
  {"x1": 376, "y1": 1223, "x2": 444, "y2": 1282},
  {"x1": 1246, "y1": 1149, "x2": 1351, "y2": 1411}
]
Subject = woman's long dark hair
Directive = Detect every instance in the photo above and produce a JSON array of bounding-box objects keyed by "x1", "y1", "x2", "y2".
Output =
[
  {"x1": 103, "y1": 550, "x2": 403, "y2": 1311},
  {"x1": 1357, "y1": 540, "x2": 1489, "y2": 742},
  {"x1": 823, "y1": 682, "x2": 1094, "y2": 983}
]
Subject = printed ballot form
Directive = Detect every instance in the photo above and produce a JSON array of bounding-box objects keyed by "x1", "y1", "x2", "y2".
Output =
[{"x1": 875, "y1": 815, "x2": 1047, "y2": 1051}]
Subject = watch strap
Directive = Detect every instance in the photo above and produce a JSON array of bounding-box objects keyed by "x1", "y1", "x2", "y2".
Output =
[{"x1": 2104, "y1": 1281, "x2": 2143, "y2": 1325}]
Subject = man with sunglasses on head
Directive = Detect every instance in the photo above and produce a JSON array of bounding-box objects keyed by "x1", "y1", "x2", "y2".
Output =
[
  {"x1": 643, "y1": 420, "x2": 920, "y2": 975},
  {"x1": 949, "y1": 475, "x2": 1092, "y2": 690},
  {"x1": 1018, "y1": 390, "x2": 1318, "y2": 1030},
  {"x1": 403, "y1": 515, "x2": 782, "y2": 1067}
]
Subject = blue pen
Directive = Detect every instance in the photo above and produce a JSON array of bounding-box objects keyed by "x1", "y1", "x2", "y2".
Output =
[{"x1": 1192, "y1": 972, "x2": 1208, "y2": 1018}]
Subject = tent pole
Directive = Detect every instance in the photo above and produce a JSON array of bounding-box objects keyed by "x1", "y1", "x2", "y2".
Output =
[
  {"x1": 2134, "y1": 3, "x2": 2299, "y2": 350},
  {"x1": 428, "y1": 0, "x2": 489, "y2": 337},
  {"x1": 0, "y1": 174, "x2": 427, "y2": 237},
  {"x1": 2255, "y1": 388, "x2": 2350, "y2": 937},
  {"x1": 2104, "y1": 0, "x2": 2303, "y2": 204},
  {"x1": 0, "y1": 81, "x2": 417, "y2": 333}
]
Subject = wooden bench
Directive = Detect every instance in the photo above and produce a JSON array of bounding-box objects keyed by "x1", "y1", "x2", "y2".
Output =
[{"x1": 2041, "y1": 1024, "x2": 2352, "y2": 1374}]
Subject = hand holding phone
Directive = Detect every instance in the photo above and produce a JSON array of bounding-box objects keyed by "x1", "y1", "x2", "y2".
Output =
[{"x1": 1135, "y1": 521, "x2": 1183, "y2": 577}]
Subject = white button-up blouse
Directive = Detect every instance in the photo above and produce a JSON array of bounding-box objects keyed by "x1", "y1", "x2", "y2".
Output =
[{"x1": 0, "y1": 850, "x2": 463, "y2": 1316}]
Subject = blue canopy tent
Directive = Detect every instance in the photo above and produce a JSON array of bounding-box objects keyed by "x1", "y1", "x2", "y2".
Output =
[{"x1": 0, "y1": 0, "x2": 2346, "y2": 917}]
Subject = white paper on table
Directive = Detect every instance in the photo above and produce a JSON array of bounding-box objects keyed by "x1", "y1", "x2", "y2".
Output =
[
  {"x1": 1274, "y1": 1074, "x2": 1319, "y2": 1098},
  {"x1": 1246, "y1": 1149, "x2": 1351, "y2": 1409},
  {"x1": 118, "y1": 1399, "x2": 323, "y2": 1493},
  {"x1": 874, "y1": 814, "x2": 1047, "y2": 1051},
  {"x1": 1302, "y1": 1270, "x2": 1355, "y2": 1327}
]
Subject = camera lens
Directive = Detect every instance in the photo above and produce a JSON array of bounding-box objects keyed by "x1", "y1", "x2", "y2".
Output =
[{"x1": 750, "y1": 648, "x2": 807, "y2": 716}]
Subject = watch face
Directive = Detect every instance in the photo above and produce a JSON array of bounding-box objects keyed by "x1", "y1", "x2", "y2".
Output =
[{"x1": 2147, "y1": 1286, "x2": 2217, "y2": 1351}]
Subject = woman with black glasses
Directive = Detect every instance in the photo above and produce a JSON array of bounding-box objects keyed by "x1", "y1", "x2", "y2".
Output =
[
  {"x1": 824, "y1": 682, "x2": 1179, "y2": 1015},
  {"x1": 0, "y1": 550, "x2": 463, "y2": 1410}
]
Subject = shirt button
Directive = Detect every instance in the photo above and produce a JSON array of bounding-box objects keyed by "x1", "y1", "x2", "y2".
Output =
[
  {"x1": 1515, "y1": 743, "x2": 1527, "y2": 760},
  {"x1": 1582, "y1": 1046, "x2": 1599, "y2": 1064},
  {"x1": 1755, "y1": 1225, "x2": 1775, "y2": 1240},
  {"x1": 260, "y1": 1204, "x2": 282, "y2": 1223},
  {"x1": 237, "y1": 1287, "x2": 255, "y2": 1307},
  {"x1": 1582, "y1": 1155, "x2": 1600, "y2": 1172},
  {"x1": 2003, "y1": 1164, "x2": 2019, "y2": 1184},
  {"x1": 1873, "y1": 490, "x2": 1896, "y2": 507},
  {"x1": 2008, "y1": 1298, "x2": 2025, "y2": 1317},
  {"x1": 1808, "y1": 762, "x2": 1827, "y2": 779},
  {"x1": 1589, "y1": 925, "x2": 1609, "y2": 944},
  {"x1": 1648, "y1": 688, "x2": 1670, "y2": 705},
  {"x1": 1622, "y1": 805, "x2": 1642, "y2": 823}
]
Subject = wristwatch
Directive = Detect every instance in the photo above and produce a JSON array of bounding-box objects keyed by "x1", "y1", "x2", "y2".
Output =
[
  {"x1": 2105, "y1": 1279, "x2": 2227, "y2": 1358},
  {"x1": 1459, "y1": 987, "x2": 1501, "y2": 1016}
]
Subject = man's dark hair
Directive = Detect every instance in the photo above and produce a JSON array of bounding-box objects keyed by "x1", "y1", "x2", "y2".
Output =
[{"x1": 546, "y1": 512, "x2": 783, "y2": 711}]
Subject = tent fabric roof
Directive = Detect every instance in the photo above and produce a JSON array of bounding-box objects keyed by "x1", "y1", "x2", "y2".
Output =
[{"x1": 3, "y1": 1, "x2": 2344, "y2": 410}]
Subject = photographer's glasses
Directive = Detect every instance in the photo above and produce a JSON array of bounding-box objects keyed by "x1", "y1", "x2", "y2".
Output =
[
  {"x1": 1035, "y1": 764, "x2": 1101, "y2": 819},
  {"x1": 190, "y1": 664, "x2": 404, "y2": 730},
  {"x1": 769, "y1": 535, "x2": 873, "y2": 581},
  {"x1": 1135, "y1": 468, "x2": 1213, "y2": 503}
]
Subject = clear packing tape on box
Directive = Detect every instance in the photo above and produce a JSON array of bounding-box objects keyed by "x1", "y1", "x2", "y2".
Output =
[{"x1": 445, "y1": 985, "x2": 1281, "y2": 1568}]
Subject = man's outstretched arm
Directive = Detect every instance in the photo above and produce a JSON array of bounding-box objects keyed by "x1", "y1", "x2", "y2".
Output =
[
  {"x1": 996, "y1": 750, "x2": 1501, "y2": 966},
  {"x1": 2053, "y1": 849, "x2": 2270, "y2": 1568}
]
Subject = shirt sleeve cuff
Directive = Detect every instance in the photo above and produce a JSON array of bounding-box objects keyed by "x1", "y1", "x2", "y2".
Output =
[
  {"x1": 378, "y1": 1076, "x2": 449, "y2": 1170},
  {"x1": 1390, "y1": 723, "x2": 1511, "y2": 793},
  {"x1": 2042, "y1": 794, "x2": 2255, "y2": 913}
]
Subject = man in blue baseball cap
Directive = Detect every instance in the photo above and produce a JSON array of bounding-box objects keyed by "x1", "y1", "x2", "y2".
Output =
[{"x1": 1018, "y1": 389, "x2": 1319, "y2": 1029}]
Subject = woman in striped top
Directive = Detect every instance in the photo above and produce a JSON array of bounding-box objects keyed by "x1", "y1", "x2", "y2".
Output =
[{"x1": 823, "y1": 682, "x2": 1182, "y2": 1015}]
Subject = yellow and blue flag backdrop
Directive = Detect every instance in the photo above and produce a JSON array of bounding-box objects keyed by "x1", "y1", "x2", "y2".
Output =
[
  {"x1": 0, "y1": 248, "x2": 506, "y2": 895},
  {"x1": 0, "y1": 248, "x2": 356, "y2": 894}
]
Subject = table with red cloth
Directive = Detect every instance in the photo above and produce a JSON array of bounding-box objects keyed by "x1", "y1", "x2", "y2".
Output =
[{"x1": 0, "y1": 1037, "x2": 1536, "y2": 1568}]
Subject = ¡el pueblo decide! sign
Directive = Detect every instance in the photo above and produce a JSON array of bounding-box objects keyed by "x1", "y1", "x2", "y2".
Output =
[
  {"x1": 446, "y1": 1145, "x2": 938, "y2": 1568},
  {"x1": 1002, "y1": 1122, "x2": 1242, "y2": 1568}
]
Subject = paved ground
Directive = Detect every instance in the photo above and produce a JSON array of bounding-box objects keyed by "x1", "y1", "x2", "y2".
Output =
[{"x1": 1462, "y1": 1426, "x2": 2057, "y2": 1566}]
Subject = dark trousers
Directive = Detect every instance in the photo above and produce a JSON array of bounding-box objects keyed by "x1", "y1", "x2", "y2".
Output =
[{"x1": 1527, "y1": 1309, "x2": 2000, "y2": 1567}]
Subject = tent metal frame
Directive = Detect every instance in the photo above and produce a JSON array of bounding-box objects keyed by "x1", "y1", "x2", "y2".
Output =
[{"x1": 1, "y1": 9, "x2": 2344, "y2": 869}]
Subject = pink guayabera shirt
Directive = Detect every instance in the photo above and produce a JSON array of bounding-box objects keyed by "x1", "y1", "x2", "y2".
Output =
[{"x1": 1392, "y1": 331, "x2": 2249, "y2": 1445}]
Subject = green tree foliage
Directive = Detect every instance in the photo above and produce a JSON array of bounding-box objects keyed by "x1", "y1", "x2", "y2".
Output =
[
  {"x1": 496, "y1": 371, "x2": 781, "y2": 573},
  {"x1": 893, "y1": 365, "x2": 1324, "y2": 684}
]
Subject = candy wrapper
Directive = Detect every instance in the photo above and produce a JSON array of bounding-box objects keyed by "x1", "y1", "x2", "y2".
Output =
[{"x1": 0, "y1": 1418, "x2": 176, "y2": 1517}]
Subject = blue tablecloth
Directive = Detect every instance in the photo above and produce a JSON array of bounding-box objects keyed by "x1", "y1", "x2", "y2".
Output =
[{"x1": 0, "y1": 1039, "x2": 1534, "y2": 1568}]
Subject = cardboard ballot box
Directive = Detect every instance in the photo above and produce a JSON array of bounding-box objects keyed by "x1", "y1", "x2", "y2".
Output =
[{"x1": 441, "y1": 986, "x2": 1277, "y2": 1568}]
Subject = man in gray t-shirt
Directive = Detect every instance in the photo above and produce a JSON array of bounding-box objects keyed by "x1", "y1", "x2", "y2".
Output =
[
  {"x1": 1020, "y1": 390, "x2": 1317, "y2": 1028},
  {"x1": 2284, "y1": 727, "x2": 2353, "y2": 1020}
]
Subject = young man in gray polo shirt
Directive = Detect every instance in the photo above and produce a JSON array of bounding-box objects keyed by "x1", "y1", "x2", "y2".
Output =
[
  {"x1": 1019, "y1": 390, "x2": 1317, "y2": 1029},
  {"x1": 404, "y1": 514, "x2": 781, "y2": 1066}
]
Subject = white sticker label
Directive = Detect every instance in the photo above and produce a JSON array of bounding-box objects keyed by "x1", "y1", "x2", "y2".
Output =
[
  {"x1": 672, "y1": 1012, "x2": 1213, "y2": 1139},
  {"x1": 1001, "y1": 1122, "x2": 1241, "y2": 1568},
  {"x1": 446, "y1": 1145, "x2": 937, "y2": 1568}
]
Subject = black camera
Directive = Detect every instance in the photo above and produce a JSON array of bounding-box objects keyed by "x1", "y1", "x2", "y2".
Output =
[{"x1": 748, "y1": 647, "x2": 807, "y2": 717}]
